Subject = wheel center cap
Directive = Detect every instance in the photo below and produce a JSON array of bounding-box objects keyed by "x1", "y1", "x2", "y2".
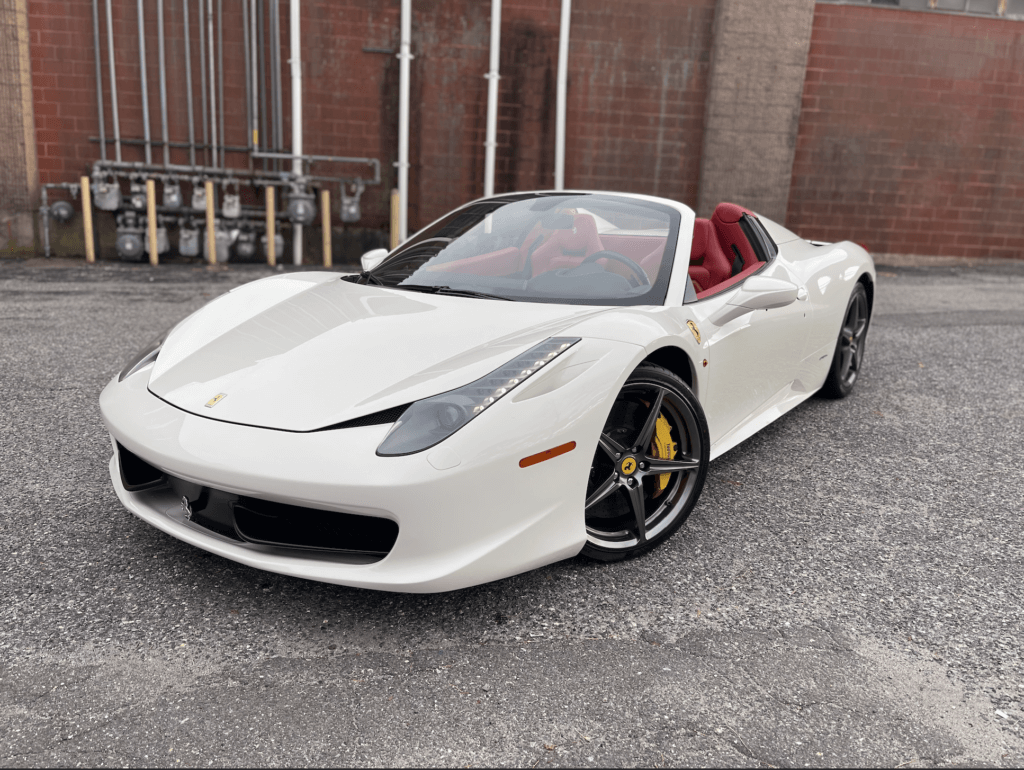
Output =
[{"x1": 620, "y1": 456, "x2": 638, "y2": 475}]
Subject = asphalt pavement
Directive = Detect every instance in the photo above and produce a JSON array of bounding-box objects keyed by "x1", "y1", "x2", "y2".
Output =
[{"x1": 1, "y1": 256, "x2": 1022, "y2": 767}]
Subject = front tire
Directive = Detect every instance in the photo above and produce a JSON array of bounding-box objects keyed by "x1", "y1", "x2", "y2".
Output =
[
  {"x1": 820, "y1": 282, "x2": 870, "y2": 399},
  {"x1": 582, "y1": 364, "x2": 710, "y2": 562}
]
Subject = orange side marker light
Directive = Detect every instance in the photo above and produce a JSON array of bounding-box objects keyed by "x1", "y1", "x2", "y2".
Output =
[{"x1": 519, "y1": 441, "x2": 577, "y2": 469}]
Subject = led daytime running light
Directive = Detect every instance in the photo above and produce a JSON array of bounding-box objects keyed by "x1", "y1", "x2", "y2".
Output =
[{"x1": 376, "y1": 337, "x2": 581, "y2": 456}]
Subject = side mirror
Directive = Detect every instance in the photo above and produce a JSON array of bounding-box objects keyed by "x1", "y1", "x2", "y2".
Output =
[
  {"x1": 710, "y1": 276, "x2": 800, "y2": 326},
  {"x1": 360, "y1": 247, "x2": 389, "y2": 273}
]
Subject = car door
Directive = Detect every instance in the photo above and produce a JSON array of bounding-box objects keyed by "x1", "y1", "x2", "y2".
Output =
[{"x1": 687, "y1": 240, "x2": 813, "y2": 449}]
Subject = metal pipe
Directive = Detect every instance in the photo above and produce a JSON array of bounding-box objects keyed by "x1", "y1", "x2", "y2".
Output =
[
  {"x1": 250, "y1": 0, "x2": 259, "y2": 159},
  {"x1": 290, "y1": 0, "x2": 303, "y2": 265},
  {"x1": 182, "y1": 0, "x2": 196, "y2": 166},
  {"x1": 270, "y1": 0, "x2": 282, "y2": 163},
  {"x1": 243, "y1": 0, "x2": 252, "y2": 167},
  {"x1": 397, "y1": 0, "x2": 412, "y2": 243},
  {"x1": 217, "y1": 0, "x2": 225, "y2": 165},
  {"x1": 257, "y1": 0, "x2": 268, "y2": 170},
  {"x1": 554, "y1": 0, "x2": 571, "y2": 190},
  {"x1": 265, "y1": 185, "x2": 276, "y2": 266},
  {"x1": 146, "y1": 178, "x2": 159, "y2": 265},
  {"x1": 198, "y1": 0, "x2": 208, "y2": 166},
  {"x1": 104, "y1": 0, "x2": 121, "y2": 161},
  {"x1": 137, "y1": 0, "x2": 153, "y2": 164},
  {"x1": 206, "y1": 0, "x2": 217, "y2": 167},
  {"x1": 91, "y1": 0, "x2": 106, "y2": 161},
  {"x1": 321, "y1": 188, "x2": 331, "y2": 267},
  {"x1": 81, "y1": 176, "x2": 95, "y2": 263},
  {"x1": 205, "y1": 180, "x2": 216, "y2": 263},
  {"x1": 157, "y1": 0, "x2": 170, "y2": 166},
  {"x1": 483, "y1": 0, "x2": 501, "y2": 197}
]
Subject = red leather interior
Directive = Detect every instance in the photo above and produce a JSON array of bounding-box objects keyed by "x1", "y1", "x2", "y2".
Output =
[
  {"x1": 695, "y1": 261, "x2": 762, "y2": 299},
  {"x1": 688, "y1": 217, "x2": 732, "y2": 289},
  {"x1": 711, "y1": 202, "x2": 759, "y2": 270},
  {"x1": 530, "y1": 214, "x2": 605, "y2": 274}
]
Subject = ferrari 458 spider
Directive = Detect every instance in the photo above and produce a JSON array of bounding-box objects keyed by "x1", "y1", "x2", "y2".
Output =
[{"x1": 101, "y1": 191, "x2": 874, "y2": 592}]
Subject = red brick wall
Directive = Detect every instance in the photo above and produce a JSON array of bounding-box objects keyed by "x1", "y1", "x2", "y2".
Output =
[
  {"x1": 788, "y1": 5, "x2": 1024, "y2": 259},
  {"x1": 29, "y1": 0, "x2": 714, "y2": 234}
]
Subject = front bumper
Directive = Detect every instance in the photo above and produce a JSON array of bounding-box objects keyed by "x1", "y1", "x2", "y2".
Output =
[{"x1": 100, "y1": 338, "x2": 642, "y2": 592}]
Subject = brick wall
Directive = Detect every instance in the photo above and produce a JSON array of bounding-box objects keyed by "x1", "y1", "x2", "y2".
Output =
[
  {"x1": 787, "y1": 4, "x2": 1024, "y2": 258},
  {"x1": 27, "y1": 0, "x2": 714, "y2": 238}
]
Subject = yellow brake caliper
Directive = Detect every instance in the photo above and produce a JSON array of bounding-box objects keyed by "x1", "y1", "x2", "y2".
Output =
[{"x1": 651, "y1": 413, "x2": 678, "y2": 497}]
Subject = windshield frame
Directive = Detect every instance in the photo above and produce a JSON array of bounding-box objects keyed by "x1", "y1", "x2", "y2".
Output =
[{"x1": 367, "y1": 192, "x2": 684, "y2": 307}]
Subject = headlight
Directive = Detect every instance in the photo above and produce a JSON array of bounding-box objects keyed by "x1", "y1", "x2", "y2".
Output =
[
  {"x1": 376, "y1": 337, "x2": 581, "y2": 456},
  {"x1": 118, "y1": 332, "x2": 166, "y2": 382}
]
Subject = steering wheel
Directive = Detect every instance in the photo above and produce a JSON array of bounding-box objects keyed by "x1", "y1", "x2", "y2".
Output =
[{"x1": 581, "y1": 250, "x2": 651, "y2": 288}]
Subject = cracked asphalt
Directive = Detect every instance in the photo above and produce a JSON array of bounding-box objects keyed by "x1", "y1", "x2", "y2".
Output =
[{"x1": 1, "y1": 256, "x2": 1022, "y2": 767}]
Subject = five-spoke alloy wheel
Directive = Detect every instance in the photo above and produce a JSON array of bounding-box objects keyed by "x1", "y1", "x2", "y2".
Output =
[
  {"x1": 582, "y1": 364, "x2": 709, "y2": 561},
  {"x1": 821, "y1": 282, "x2": 871, "y2": 399}
]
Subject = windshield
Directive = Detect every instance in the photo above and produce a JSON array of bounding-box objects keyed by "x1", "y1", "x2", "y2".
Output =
[{"x1": 367, "y1": 194, "x2": 680, "y2": 306}]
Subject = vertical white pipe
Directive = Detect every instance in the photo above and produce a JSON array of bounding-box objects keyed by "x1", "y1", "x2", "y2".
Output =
[
  {"x1": 206, "y1": 0, "x2": 217, "y2": 167},
  {"x1": 397, "y1": 0, "x2": 412, "y2": 243},
  {"x1": 554, "y1": 0, "x2": 571, "y2": 190},
  {"x1": 104, "y1": 0, "x2": 121, "y2": 161},
  {"x1": 290, "y1": 0, "x2": 303, "y2": 265},
  {"x1": 137, "y1": 0, "x2": 152, "y2": 164},
  {"x1": 250, "y1": 0, "x2": 258, "y2": 154},
  {"x1": 483, "y1": 0, "x2": 501, "y2": 198}
]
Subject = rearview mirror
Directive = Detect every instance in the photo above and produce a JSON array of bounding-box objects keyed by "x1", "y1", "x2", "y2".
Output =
[{"x1": 360, "y1": 248, "x2": 389, "y2": 273}]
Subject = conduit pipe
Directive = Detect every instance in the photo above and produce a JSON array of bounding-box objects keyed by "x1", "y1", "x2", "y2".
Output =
[
  {"x1": 104, "y1": 0, "x2": 121, "y2": 161},
  {"x1": 206, "y1": 0, "x2": 217, "y2": 167},
  {"x1": 137, "y1": 0, "x2": 152, "y2": 164},
  {"x1": 290, "y1": 0, "x2": 303, "y2": 265},
  {"x1": 250, "y1": 0, "x2": 259, "y2": 158},
  {"x1": 554, "y1": 0, "x2": 571, "y2": 190},
  {"x1": 217, "y1": 0, "x2": 225, "y2": 162},
  {"x1": 483, "y1": 0, "x2": 501, "y2": 198},
  {"x1": 91, "y1": 0, "x2": 106, "y2": 161},
  {"x1": 198, "y1": 0, "x2": 208, "y2": 165},
  {"x1": 242, "y1": 0, "x2": 252, "y2": 168},
  {"x1": 397, "y1": 0, "x2": 412, "y2": 243},
  {"x1": 270, "y1": 0, "x2": 282, "y2": 163},
  {"x1": 182, "y1": 0, "x2": 196, "y2": 166},
  {"x1": 157, "y1": 0, "x2": 170, "y2": 166}
]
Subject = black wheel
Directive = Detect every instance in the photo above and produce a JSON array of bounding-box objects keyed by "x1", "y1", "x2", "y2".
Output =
[
  {"x1": 820, "y1": 282, "x2": 870, "y2": 399},
  {"x1": 582, "y1": 364, "x2": 710, "y2": 562}
]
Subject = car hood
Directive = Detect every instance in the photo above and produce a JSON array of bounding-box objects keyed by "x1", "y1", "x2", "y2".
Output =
[{"x1": 148, "y1": 273, "x2": 608, "y2": 431}]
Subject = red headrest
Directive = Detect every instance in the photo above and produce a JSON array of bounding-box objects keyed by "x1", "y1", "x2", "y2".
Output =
[{"x1": 711, "y1": 202, "x2": 753, "y2": 225}]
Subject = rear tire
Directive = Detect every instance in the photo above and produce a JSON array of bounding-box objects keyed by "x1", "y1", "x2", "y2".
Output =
[
  {"x1": 820, "y1": 282, "x2": 870, "y2": 399},
  {"x1": 582, "y1": 364, "x2": 710, "y2": 562}
]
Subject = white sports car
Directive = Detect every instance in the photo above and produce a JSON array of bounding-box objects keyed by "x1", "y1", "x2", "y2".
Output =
[{"x1": 101, "y1": 192, "x2": 874, "y2": 592}]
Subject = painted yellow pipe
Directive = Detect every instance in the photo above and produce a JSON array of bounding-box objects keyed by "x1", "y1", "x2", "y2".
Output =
[
  {"x1": 265, "y1": 186, "x2": 276, "y2": 267},
  {"x1": 80, "y1": 176, "x2": 95, "y2": 264},
  {"x1": 205, "y1": 180, "x2": 216, "y2": 265},
  {"x1": 390, "y1": 188, "x2": 400, "y2": 250},
  {"x1": 146, "y1": 179, "x2": 159, "y2": 266},
  {"x1": 321, "y1": 189, "x2": 332, "y2": 268}
]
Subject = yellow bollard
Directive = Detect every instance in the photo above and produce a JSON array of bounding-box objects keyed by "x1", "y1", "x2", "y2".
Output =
[
  {"x1": 80, "y1": 176, "x2": 95, "y2": 264},
  {"x1": 205, "y1": 180, "x2": 216, "y2": 265},
  {"x1": 321, "y1": 188, "x2": 332, "y2": 268},
  {"x1": 146, "y1": 179, "x2": 159, "y2": 266},
  {"x1": 265, "y1": 186, "x2": 276, "y2": 267},
  {"x1": 390, "y1": 188, "x2": 400, "y2": 250}
]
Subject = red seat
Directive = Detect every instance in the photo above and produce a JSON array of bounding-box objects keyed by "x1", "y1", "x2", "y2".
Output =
[
  {"x1": 688, "y1": 217, "x2": 731, "y2": 292},
  {"x1": 530, "y1": 214, "x2": 604, "y2": 275},
  {"x1": 711, "y1": 202, "x2": 759, "y2": 271}
]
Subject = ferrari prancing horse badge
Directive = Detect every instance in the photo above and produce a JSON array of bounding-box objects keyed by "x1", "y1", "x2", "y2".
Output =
[
  {"x1": 205, "y1": 393, "x2": 226, "y2": 408},
  {"x1": 686, "y1": 320, "x2": 701, "y2": 344}
]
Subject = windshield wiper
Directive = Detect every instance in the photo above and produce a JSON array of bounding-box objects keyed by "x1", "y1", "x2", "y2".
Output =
[{"x1": 391, "y1": 284, "x2": 511, "y2": 301}]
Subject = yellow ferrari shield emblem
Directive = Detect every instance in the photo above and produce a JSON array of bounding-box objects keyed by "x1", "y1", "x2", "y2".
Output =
[
  {"x1": 687, "y1": 320, "x2": 701, "y2": 344},
  {"x1": 205, "y1": 393, "x2": 226, "y2": 408},
  {"x1": 620, "y1": 457, "x2": 637, "y2": 475}
]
